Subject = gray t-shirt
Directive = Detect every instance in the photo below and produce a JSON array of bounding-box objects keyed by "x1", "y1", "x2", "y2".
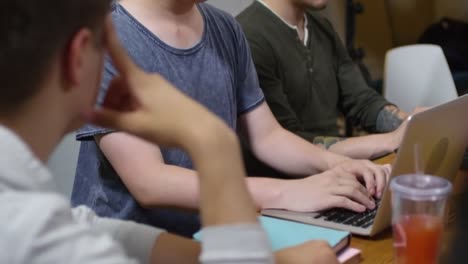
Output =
[{"x1": 71, "y1": 3, "x2": 264, "y2": 237}]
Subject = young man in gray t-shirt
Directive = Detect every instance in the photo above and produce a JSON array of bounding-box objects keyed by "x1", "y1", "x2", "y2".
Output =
[{"x1": 73, "y1": 0, "x2": 391, "y2": 237}]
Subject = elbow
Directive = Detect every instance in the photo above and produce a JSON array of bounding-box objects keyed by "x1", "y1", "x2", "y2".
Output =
[
  {"x1": 135, "y1": 195, "x2": 157, "y2": 209},
  {"x1": 129, "y1": 187, "x2": 165, "y2": 209}
]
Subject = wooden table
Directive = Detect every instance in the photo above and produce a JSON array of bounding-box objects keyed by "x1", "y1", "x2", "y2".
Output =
[{"x1": 351, "y1": 154, "x2": 467, "y2": 263}]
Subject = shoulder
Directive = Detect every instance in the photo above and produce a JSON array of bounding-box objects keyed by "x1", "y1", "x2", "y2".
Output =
[
  {"x1": 109, "y1": 5, "x2": 146, "y2": 48},
  {"x1": 236, "y1": 2, "x2": 274, "y2": 38},
  {"x1": 199, "y1": 4, "x2": 241, "y2": 30},
  {"x1": 199, "y1": 3, "x2": 234, "y2": 21},
  {"x1": 236, "y1": 2, "x2": 261, "y2": 25},
  {"x1": 199, "y1": 3, "x2": 246, "y2": 43},
  {"x1": 110, "y1": 4, "x2": 134, "y2": 31}
]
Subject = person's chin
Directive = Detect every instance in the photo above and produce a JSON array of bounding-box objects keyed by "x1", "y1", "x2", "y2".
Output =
[
  {"x1": 309, "y1": 3, "x2": 328, "y2": 10},
  {"x1": 304, "y1": 0, "x2": 329, "y2": 10}
]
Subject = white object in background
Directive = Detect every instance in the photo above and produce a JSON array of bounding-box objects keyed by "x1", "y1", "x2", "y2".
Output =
[
  {"x1": 383, "y1": 44, "x2": 458, "y2": 112},
  {"x1": 47, "y1": 133, "x2": 80, "y2": 199}
]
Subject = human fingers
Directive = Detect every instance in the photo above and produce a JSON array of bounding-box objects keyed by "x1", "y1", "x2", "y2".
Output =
[
  {"x1": 325, "y1": 195, "x2": 367, "y2": 212},
  {"x1": 363, "y1": 161, "x2": 388, "y2": 198},
  {"x1": 335, "y1": 172, "x2": 375, "y2": 207},
  {"x1": 374, "y1": 164, "x2": 392, "y2": 198}
]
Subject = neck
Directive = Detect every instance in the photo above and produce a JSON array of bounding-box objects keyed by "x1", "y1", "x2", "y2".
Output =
[
  {"x1": 262, "y1": 0, "x2": 305, "y2": 26},
  {"x1": 0, "y1": 88, "x2": 69, "y2": 163},
  {"x1": 120, "y1": 0, "x2": 204, "y2": 49},
  {"x1": 121, "y1": 0, "x2": 197, "y2": 19}
]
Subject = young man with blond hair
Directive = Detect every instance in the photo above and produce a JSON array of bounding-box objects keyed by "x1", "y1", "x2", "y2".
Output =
[{"x1": 72, "y1": 0, "x2": 391, "y2": 237}]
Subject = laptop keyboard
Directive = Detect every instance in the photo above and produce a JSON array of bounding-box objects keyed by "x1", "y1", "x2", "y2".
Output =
[{"x1": 312, "y1": 199, "x2": 381, "y2": 228}]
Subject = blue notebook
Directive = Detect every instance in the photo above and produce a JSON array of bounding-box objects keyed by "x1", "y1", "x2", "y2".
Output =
[{"x1": 194, "y1": 216, "x2": 351, "y2": 252}]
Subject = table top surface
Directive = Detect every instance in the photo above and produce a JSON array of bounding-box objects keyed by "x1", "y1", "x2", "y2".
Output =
[{"x1": 350, "y1": 153, "x2": 464, "y2": 263}]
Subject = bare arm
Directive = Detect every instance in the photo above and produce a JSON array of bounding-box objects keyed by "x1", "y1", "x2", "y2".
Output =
[
  {"x1": 239, "y1": 102, "x2": 391, "y2": 176},
  {"x1": 97, "y1": 131, "x2": 291, "y2": 211},
  {"x1": 239, "y1": 102, "x2": 349, "y2": 174},
  {"x1": 239, "y1": 102, "x2": 392, "y2": 198},
  {"x1": 96, "y1": 132, "x2": 200, "y2": 209},
  {"x1": 314, "y1": 105, "x2": 416, "y2": 159},
  {"x1": 313, "y1": 133, "x2": 399, "y2": 160}
]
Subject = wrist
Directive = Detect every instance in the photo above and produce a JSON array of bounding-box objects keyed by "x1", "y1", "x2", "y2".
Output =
[
  {"x1": 326, "y1": 153, "x2": 351, "y2": 170},
  {"x1": 259, "y1": 179, "x2": 294, "y2": 210},
  {"x1": 385, "y1": 131, "x2": 400, "y2": 152}
]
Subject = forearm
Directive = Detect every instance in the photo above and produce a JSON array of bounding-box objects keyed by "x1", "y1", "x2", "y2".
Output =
[
  {"x1": 127, "y1": 159, "x2": 287, "y2": 213},
  {"x1": 185, "y1": 121, "x2": 257, "y2": 226},
  {"x1": 117, "y1": 163, "x2": 201, "y2": 209},
  {"x1": 251, "y1": 126, "x2": 348, "y2": 175},
  {"x1": 315, "y1": 134, "x2": 398, "y2": 160},
  {"x1": 245, "y1": 177, "x2": 289, "y2": 210},
  {"x1": 137, "y1": 166, "x2": 290, "y2": 213}
]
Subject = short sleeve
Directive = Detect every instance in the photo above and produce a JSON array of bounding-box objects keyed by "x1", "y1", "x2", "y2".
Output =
[
  {"x1": 234, "y1": 22, "x2": 265, "y2": 116},
  {"x1": 76, "y1": 58, "x2": 117, "y2": 141}
]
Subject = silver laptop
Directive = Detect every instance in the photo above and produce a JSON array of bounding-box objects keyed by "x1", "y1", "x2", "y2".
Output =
[{"x1": 262, "y1": 94, "x2": 468, "y2": 237}]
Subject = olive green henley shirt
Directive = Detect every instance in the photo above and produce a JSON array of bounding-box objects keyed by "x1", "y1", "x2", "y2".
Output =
[{"x1": 237, "y1": 1, "x2": 392, "y2": 142}]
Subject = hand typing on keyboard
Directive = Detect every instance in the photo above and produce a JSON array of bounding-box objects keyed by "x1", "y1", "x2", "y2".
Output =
[
  {"x1": 331, "y1": 160, "x2": 391, "y2": 198},
  {"x1": 268, "y1": 166, "x2": 378, "y2": 213}
]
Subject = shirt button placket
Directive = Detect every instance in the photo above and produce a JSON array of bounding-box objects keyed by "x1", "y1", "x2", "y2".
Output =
[{"x1": 305, "y1": 50, "x2": 313, "y2": 73}]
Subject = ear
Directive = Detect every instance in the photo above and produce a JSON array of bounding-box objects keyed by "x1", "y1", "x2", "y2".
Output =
[{"x1": 62, "y1": 28, "x2": 93, "y2": 91}]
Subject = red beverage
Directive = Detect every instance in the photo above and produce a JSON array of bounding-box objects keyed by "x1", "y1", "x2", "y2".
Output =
[{"x1": 393, "y1": 214, "x2": 443, "y2": 264}]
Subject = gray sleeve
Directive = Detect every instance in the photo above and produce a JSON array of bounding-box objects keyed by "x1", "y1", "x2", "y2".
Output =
[
  {"x1": 72, "y1": 206, "x2": 165, "y2": 264},
  {"x1": 199, "y1": 224, "x2": 274, "y2": 264}
]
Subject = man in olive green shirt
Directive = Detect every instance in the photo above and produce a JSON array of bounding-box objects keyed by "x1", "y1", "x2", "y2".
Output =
[{"x1": 237, "y1": 0, "x2": 414, "y2": 160}]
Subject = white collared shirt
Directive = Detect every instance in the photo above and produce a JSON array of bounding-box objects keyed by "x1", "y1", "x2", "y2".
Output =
[
  {"x1": 0, "y1": 125, "x2": 273, "y2": 264},
  {"x1": 0, "y1": 126, "x2": 155, "y2": 263},
  {"x1": 256, "y1": 0, "x2": 309, "y2": 46}
]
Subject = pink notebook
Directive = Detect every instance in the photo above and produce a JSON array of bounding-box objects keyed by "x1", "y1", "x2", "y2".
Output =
[{"x1": 338, "y1": 247, "x2": 362, "y2": 264}]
